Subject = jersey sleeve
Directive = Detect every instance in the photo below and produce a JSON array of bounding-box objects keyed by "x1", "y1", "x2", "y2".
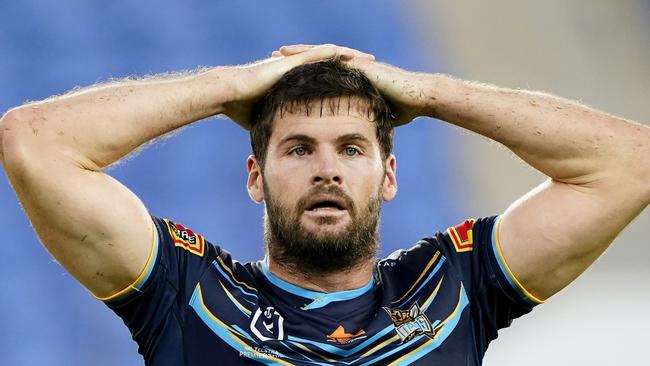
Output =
[
  {"x1": 99, "y1": 216, "x2": 217, "y2": 361},
  {"x1": 426, "y1": 215, "x2": 543, "y2": 342}
]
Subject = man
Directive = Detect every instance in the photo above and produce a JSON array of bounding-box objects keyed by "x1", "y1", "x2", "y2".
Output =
[{"x1": 0, "y1": 44, "x2": 648, "y2": 365}]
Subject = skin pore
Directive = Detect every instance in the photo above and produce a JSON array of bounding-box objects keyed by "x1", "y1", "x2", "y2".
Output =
[{"x1": 246, "y1": 99, "x2": 397, "y2": 293}]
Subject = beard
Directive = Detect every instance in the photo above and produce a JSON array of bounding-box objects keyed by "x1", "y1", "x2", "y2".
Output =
[{"x1": 264, "y1": 181, "x2": 382, "y2": 275}]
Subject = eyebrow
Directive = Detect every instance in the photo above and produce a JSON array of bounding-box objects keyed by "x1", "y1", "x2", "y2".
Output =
[
  {"x1": 335, "y1": 133, "x2": 372, "y2": 146},
  {"x1": 278, "y1": 133, "x2": 372, "y2": 147},
  {"x1": 278, "y1": 134, "x2": 317, "y2": 146}
]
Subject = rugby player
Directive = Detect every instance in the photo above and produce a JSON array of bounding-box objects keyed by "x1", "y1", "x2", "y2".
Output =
[{"x1": 1, "y1": 44, "x2": 648, "y2": 365}]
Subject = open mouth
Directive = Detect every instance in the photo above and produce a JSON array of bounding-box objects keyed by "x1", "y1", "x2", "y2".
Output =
[
  {"x1": 305, "y1": 196, "x2": 348, "y2": 212},
  {"x1": 307, "y1": 200, "x2": 345, "y2": 211}
]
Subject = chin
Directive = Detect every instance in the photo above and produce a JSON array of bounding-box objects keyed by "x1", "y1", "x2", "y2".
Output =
[
  {"x1": 301, "y1": 218, "x2": 350, "y2": 236},
  {"x1": 305, "y1": 225, "x2": 348, "y2": 240}
]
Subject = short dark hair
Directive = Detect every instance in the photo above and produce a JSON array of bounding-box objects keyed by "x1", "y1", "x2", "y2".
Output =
[{"x1": 249, "y1": 59, "x2": 394, "y2": 167}]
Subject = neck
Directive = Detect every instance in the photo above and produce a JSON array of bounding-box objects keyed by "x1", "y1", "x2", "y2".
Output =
[{"x1": 267, "y1": 258, "x2": 375, "y2": 293}]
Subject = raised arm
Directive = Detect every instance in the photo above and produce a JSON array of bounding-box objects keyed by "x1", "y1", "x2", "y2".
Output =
[
  {"x1": 365, "y1": 61, "x2": 649, "y2": 300},
  {"x1": 0, "y1": 45, "x2": 372, "y2": 299},
  {"x1": 277, "y1": 45, "x2": 650, "y2": 300},
  {"x1": 416, "y1": 75, "x2": 649, "y2": 300}
]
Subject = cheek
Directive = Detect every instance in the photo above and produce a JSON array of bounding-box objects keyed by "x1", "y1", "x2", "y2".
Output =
[
  {"x1": 263, "y1": 169, "x2": 303, "y2": 204},
  {"x1": 346, "y1": 165, "x2": 385, "y2": 198},
  {"x1": 359, "y1": 159, "x2": 384, "y2": 180}
]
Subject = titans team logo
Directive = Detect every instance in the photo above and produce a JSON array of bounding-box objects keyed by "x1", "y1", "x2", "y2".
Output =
[{"x1": 383, "y1": 302, "x2": 435, "y2": 343}]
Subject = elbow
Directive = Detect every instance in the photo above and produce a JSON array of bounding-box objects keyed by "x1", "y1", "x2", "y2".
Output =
[
  {"x1": 2, "y1": 106, "x2": 98, "y2": 174},
  {"x1": 0, "y1": 106, "x2": 42, "y2": 171},
  {"x1": 0, "y1": 108, "x2": 20, "y2": 166}
]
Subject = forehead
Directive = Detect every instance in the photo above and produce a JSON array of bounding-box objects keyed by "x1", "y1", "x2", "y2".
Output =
[{"x1": 268, "y1": 98, "x2": 379, "y2": 144}]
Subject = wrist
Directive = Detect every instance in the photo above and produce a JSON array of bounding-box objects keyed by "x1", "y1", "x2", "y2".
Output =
[
  {"x1": 417, "y1": 73, "x2": 455, "y2": 119},
  {"x1": 194, "y1": 67, "x2": 238, "y2": 117}
]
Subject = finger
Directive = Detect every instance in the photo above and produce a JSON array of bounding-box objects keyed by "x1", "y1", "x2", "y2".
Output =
[
  {"x1": 271, "y1": 50, "x2": 282, "y2": 58},
  {"x1": 293, "y1": 45, "x2": 355, "y2": 65},
  {"x1": 280, "y1": 44, "x2": 374, "y2": 61},
  {"x1": 280, "y1": 45, "x2": 375, "y2": 61},
  {"x1": 278, "y1": 44, "x2": 314, "y2": 55},
  {"x1": 330, "y1": 45, "x2": 374, "y2": 61},
  {"x1": 326, "y1": 46, "x2": 375, "y2": 62}
]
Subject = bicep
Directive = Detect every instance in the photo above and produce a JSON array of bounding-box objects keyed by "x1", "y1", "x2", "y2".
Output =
[
  {"x1": 5, "y1": 146, "x2": 153, "y2": 298},
  {"x1": 498, "y1": 178, "x2": 646, "y2": 299}
]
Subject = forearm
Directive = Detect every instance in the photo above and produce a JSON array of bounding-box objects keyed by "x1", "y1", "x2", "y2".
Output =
[
  {"x1": 422, "y1": 74, "x2": 650, "y2": 189},
  {"x1": 1, "y1": 67, "x2": 234, "y2": 170}
]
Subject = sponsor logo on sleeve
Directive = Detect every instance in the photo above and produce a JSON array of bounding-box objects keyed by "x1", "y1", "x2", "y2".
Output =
[{"x1": 164, "y1": 219, "x2": 206, "y2": 257}]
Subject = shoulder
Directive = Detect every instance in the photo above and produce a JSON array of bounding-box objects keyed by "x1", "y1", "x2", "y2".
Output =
[
  {"x1": 376, "y1": 217, "x2": 499, "y2": 296},
  {"x1": 379, "y1": 216, "x2": 497, "y2": 266}
]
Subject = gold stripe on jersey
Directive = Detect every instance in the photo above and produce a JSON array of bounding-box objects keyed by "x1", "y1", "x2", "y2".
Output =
[
  {"x1": 218, "y1": 280, "x2": 252, "y2": 316},
  {"x1": 289, "y1": 341, "x2": 338, "y2": 363},
  {"x1": 359, "y1": 335, "x2": 401, "y2": 359},
  {"x1": 216, "y1": 256, "x2": 258, "y2": 293},
  {"x1": 434, "y1": 284, "x2": 465, "y2": 333},
  {"x1": 392, "y1": 250, "x2": 441, "y2": 304},
  {"x1": 421, "y1": 276, "x2": 444, "y2": 310}
]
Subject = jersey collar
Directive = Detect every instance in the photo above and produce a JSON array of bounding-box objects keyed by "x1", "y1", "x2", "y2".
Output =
[{"x1": 259, "y1": 259, "x2": 375, "y2": 310}]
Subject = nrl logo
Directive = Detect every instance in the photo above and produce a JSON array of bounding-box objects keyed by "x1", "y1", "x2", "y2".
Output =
[
  {"x1": 250, "y1": 306, "x2": 285, "y2": 342},
  {"x1": 383, "y1": 302, "x2": 435, "y2": 342}
]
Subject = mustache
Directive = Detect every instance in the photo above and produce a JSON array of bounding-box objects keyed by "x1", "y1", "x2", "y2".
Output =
[{"x1": 296, "y1": 185, "x2": 355, "y2": 212}]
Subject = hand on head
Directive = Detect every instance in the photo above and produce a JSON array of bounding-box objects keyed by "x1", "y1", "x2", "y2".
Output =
[
  {"x1": 225, "y1": 44, "x2": 424, "y2": 129},
  {"x1": 224, "y1": 44, "x2": 374, "y2": 129},
  {"x1": 273, "y1": 44, "x2": 427, "y2": 126},
  {"x1": 271, "y1": 44, "x2": 375, "y2": 62}
]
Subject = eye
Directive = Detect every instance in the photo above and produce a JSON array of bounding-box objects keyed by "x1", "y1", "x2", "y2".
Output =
[
  {"x1": 291, "y1": 146, "x2": 308, "y2": 156},
  {"x1": 343, "y1": 146, "x2": 360, "y2": 157}
]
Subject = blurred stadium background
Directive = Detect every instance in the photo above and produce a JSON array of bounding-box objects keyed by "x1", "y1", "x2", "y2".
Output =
[{"x1": 0, "y1": 1, "x2": 648, "y2": 365}]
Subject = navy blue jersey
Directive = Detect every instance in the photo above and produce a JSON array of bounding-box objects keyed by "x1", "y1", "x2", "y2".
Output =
[{"x1": 103, "y1": 215, "x2": 541, "y2": 365}]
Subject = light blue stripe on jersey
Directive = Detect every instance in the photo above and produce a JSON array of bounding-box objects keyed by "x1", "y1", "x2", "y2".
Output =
[
  {"x1": 277, "y1": 342, "x2": 321, "y2": 364},
  {"x1": 103, "y1": 226, "x2": 160, "y2": 303},
  {"x1": 394, "y1": 256, "x2": 446, "y2": 308},
  {"x1": 189, "y1": 285, "x2": 291, "y2": 365},
  {"x1": 231, "y1": 325, "x2": 254, "y2": 341},
  {"x1": 259, "y1": 260, "x2": 375, "y2": 310},
  {"x1": 212, "y1": 260, "x2": 258, "y2": 299},
  {"x1": 287, "y1": 325, "x2": 395, "y2": 358},
  {"x1": 218, "y1": 279, "x2": 252, "y2": 317},
  {"x1": 380, "y1": 285, "x2": 469, "y2": 365}
]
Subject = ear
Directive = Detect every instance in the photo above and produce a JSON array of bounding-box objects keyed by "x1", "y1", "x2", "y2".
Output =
[
  {"x1": 247, "y1": 155, "x2": 264, "y2": 203},
  {"x1": 382, "y1": 154, "x2": 397, "y2": 201}
]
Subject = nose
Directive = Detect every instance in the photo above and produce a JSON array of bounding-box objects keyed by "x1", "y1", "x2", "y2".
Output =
[{"x1": 311, "y1": 150, "x2": 342, "y2": 185}]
